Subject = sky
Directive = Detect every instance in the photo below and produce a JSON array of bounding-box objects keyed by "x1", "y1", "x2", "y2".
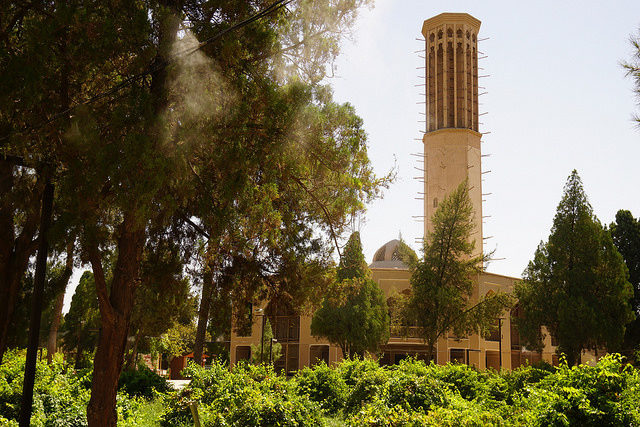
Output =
[
  {"x1": 330, "y1": 0, "x2": 640, "y2": 278},
  {"x1": 63, "y1": 0, "x2": 640, "y2": 312}
]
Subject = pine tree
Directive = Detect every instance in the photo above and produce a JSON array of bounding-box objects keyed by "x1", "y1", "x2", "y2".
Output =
[
  {"x1": 311, "y1": 232, "x2": 390, "y2": 358},
  {"x1": 516, "y1": 170, "x2": 634, "y2": 366},
  {"x1": 405, "y1": 181, "x2": 511, "y2": 362},
  {"x1": 610, "y1": 210, "x2": 640, "y2": 361}
]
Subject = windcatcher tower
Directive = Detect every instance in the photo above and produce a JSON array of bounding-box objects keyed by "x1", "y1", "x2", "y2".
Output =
[{"x1": 422, "y1": 13, "x2": 483, "y2": 255}]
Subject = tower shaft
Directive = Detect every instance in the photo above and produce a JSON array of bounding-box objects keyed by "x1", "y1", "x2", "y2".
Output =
[{"x1": 422, "y1": 13, "x2": 483, "y2": 255}]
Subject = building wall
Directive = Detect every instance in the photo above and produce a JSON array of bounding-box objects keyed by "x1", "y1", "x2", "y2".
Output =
[
  {"x1": 229, "y1": 306, "x2": 343, "y2": 371},
  {"x1": 229, "y1": 268, "x2": 569, "y2": 371}
]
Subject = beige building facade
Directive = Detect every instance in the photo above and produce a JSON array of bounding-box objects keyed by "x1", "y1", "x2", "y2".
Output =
[{"x1": 229, "y1": 12, "x2": 588, "y2": 372}]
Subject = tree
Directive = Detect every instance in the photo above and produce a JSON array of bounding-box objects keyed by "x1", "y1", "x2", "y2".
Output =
[
  {"x1": 515, "y1": 171, "x2": 634, "y2": 366},
  {"x1": 610, "y1": 210, "x2": 640, "y2": 361},
  {"x1": 623, "y1": 28, "x2": 640, "y2": 125},
  {"x1": 404, "y1": 181, "x2": 512, "y2": 363},
  {"x1": 250, "y1": 319, "x2": 282, "y2": 364},
  {"x1": 125, "y1": 237, "x2": 197, "y2": 369},
  {"x1": 46, "y1": 241, "x2": 75, "y2": 363},
  {"x1": 155, "y1": 321, "x2": 199, "y2": 366},
  {"x1": 0, "y1": 162, "x2": 42, "y2": 363},
  {"x1": 5, "y1": 261, "x2": 71, "y2": 350},
  {"x1": 61, "y1": 271, "x2": 100, "y2": 368},
  {"x1": 311, "y1": 232, "x2": 390, "y2": 358},
  {"x1": 2, "y1": 1, "x2": 385, "y2": 424}
]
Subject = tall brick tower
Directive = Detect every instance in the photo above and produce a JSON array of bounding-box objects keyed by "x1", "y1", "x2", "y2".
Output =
[{"x1": 422, "y1": 13, "x2": 483, "y2": 255}]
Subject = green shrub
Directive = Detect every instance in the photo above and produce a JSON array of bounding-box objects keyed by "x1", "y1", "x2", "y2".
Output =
[
  {"x1": 421, "y1": 394, "x2": 508, "y2": 426},
  {"x1": 337, "y1": 357, "x2": 381, "y2": 388},
  {"x1": 0, "y1": 350, "x2": 158, "y2": 426},
  {"x1": 348, "y1": 398, "x2": 430, "y2": 426},
  {"x1": 295, "y1": 362, "x2": 348, "y2": 413},
  {"x1": 344, "y1": 366, "x2": 389, "y2": 413},
  {"x1": 161, "y1": 361, "x2": 323, "y2": 426},
  {"x1": 514, "y1": 354, "x2": 640, "y2": 426},
  {"x1": 118, "y1": 365, "x2": 170, "y2": 399},
  {"x1": 428, "y1": 362, "x2": 486, "y2": 400},
  {"x1": 385, "y1": 371, "x2": 448, "y2": 412},
  {"x1": 0, "y1": 350, "x2": 90, "y2": 426},
  {"x1": 502, "y1": 365, "x2": 553, "y2": 400}
]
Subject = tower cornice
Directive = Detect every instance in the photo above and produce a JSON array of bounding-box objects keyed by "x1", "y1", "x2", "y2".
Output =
[
  {"x1": 422, "y1": 13, "x2": 481, "y2": 36},
  {"x1": 422, "y1": 128, "x2": 482, "y2": 138}
]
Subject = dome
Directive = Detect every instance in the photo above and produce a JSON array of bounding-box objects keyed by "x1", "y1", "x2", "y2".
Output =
[
  {"x1": 373, "y1": 239, "x2": 402, "y2": 262},
  {"x1": 370, "y1": 239, "x2": 413, "y2": 269}
]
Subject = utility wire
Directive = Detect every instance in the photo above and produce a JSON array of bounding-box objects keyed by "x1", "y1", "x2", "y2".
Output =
[{"x1": 0, "y1": 0, "x2": 293, "y2": 145}]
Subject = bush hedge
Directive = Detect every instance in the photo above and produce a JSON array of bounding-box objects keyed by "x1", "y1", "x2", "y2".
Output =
[
  {"x1": 161, "y1": 354, "x2": 640, "y2": 426},
  {"x1": 118, "y1": 365, "x2": 171, "y2": 399},
  {"x1": 0, "y1": 350, "x2": 164, "y2": 426},
  {"x1": 2, "y1": 350, "x2": 639, "y2": 426}
]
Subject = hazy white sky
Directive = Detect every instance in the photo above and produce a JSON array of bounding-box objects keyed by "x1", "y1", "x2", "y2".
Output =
[
  {"x1": 64, "y1": 1, "x2": 640, "y2": 312},
  {"x1": 331, "y1": 0, "x2": 640, "y2": 278}
]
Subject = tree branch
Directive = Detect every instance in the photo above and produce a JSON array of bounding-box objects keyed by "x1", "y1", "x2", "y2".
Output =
[{"x1": 291, "y1": 176, "x2": 341, "y2": 258}]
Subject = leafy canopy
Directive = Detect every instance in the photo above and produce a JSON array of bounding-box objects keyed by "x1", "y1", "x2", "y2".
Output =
[
  {"x1": 610, "y1": 209, "x2": 640, "y2": 361},
  {"x1": 311, "y1": 232, "x2": 390, "y2": 358},
  {"x1": 516, "y1": 170, "x2": 634, "y2": 365},
  {"x1": 404, "y1": 180, "x2": 511, "y2": 361}
]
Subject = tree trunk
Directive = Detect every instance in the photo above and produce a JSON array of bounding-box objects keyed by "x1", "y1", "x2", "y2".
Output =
[
  {"x1": 124, "y1": 331, "x2": 142, "y2": 371},
  {"x1": 566, "y1": 349, "x2": 580, "y2": 367},
  {"x1": 0, "y1": 266, "x2": 29, "y2": 363},
  {"x1": 0, "y1": 162, "x2": 40, "y2": 363},
  {"x1": 74, "y1": 348, "x2": 83, "y2": 370},
  {"x1": 46, "y1": 292, "x2": 66, "y2": 363},
  {"x1": 46, "y1": 242, "x2": 74, "y2": 363},
  {"x1": 86, "y1": 218, "x2": 145, "y2": 427},
  {"x1": 194, "y1": 262, "x2": 214, "y2": 366},
  {"x1": 45, "y1": 29, "x2": 73, "y2": 365},
  {"x1": 426, "y1": 344, "x2": 434, "y2": 364},
  {"x1": 86, "y1": 1, "x2": 176, "y2": 423},
  {"x1": 425, "y1": 337, "x2": 437, "y2": 364}
]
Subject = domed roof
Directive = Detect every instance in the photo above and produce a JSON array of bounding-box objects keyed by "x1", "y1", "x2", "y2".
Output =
[
  {"x1": 373, "y1": 239, "x2": 402, "y2": 262},
  {"x1": 370, "y1": 239, "x2": 412, "y2": 269}
]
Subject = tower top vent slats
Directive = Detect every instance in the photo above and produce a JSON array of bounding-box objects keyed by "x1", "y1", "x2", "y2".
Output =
[{"x1": 422, "y1": 13, "x2": 481, "y2": 133}]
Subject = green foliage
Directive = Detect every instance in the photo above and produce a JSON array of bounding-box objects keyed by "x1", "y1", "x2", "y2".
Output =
[
  {"x1": 60, "y1": 271, "x2": 100, "y2": 367},
  {"x1": 161, "y1": 361, "x2": 322, "y2": 426},
  {"x1": 622, "y1": 27, "x2": 640, "y2": 124},
  {"x1": 311, "y1": 232, "x2": 390, "y2": 358},
  {"x1": 516, "y1": 171, "x2": 634, "y2": 365},
  {"x1": 295, "y1": 362, "x2": 348, "y2": 413},
  {"x1": 6, "y1": 261, "x2": 72, "y2": 349},
  {"x1": 130, "y1": 238, "x2": 197, "y2": 355},
  {"x1": 118, "y1": 365, "x2": 171, "y2": 399},
  {"x1": 154, "y1": 321, "x2": 198, "y2": 361},
  {"x1": 610, "y1": 209, "x2": 640, "y2": 363},
  {"x1": 405, "y1": 181, "x2": 512, "y2": 361},
  {"x1": 2, "y1": 350, "x2": 640, "y2": 425},
  {"x1": 344, "y1": 364, "x2": 390, "y2": 413},
  {"x1": 511, "y1": 354, "x2": 640, "y2": 426},
  {"x1": 0, "y1": 350, "x2": 149, "y2": 426},
  {"x1": 336, "y1": 231, "x2": 370, "y2": 282}
]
